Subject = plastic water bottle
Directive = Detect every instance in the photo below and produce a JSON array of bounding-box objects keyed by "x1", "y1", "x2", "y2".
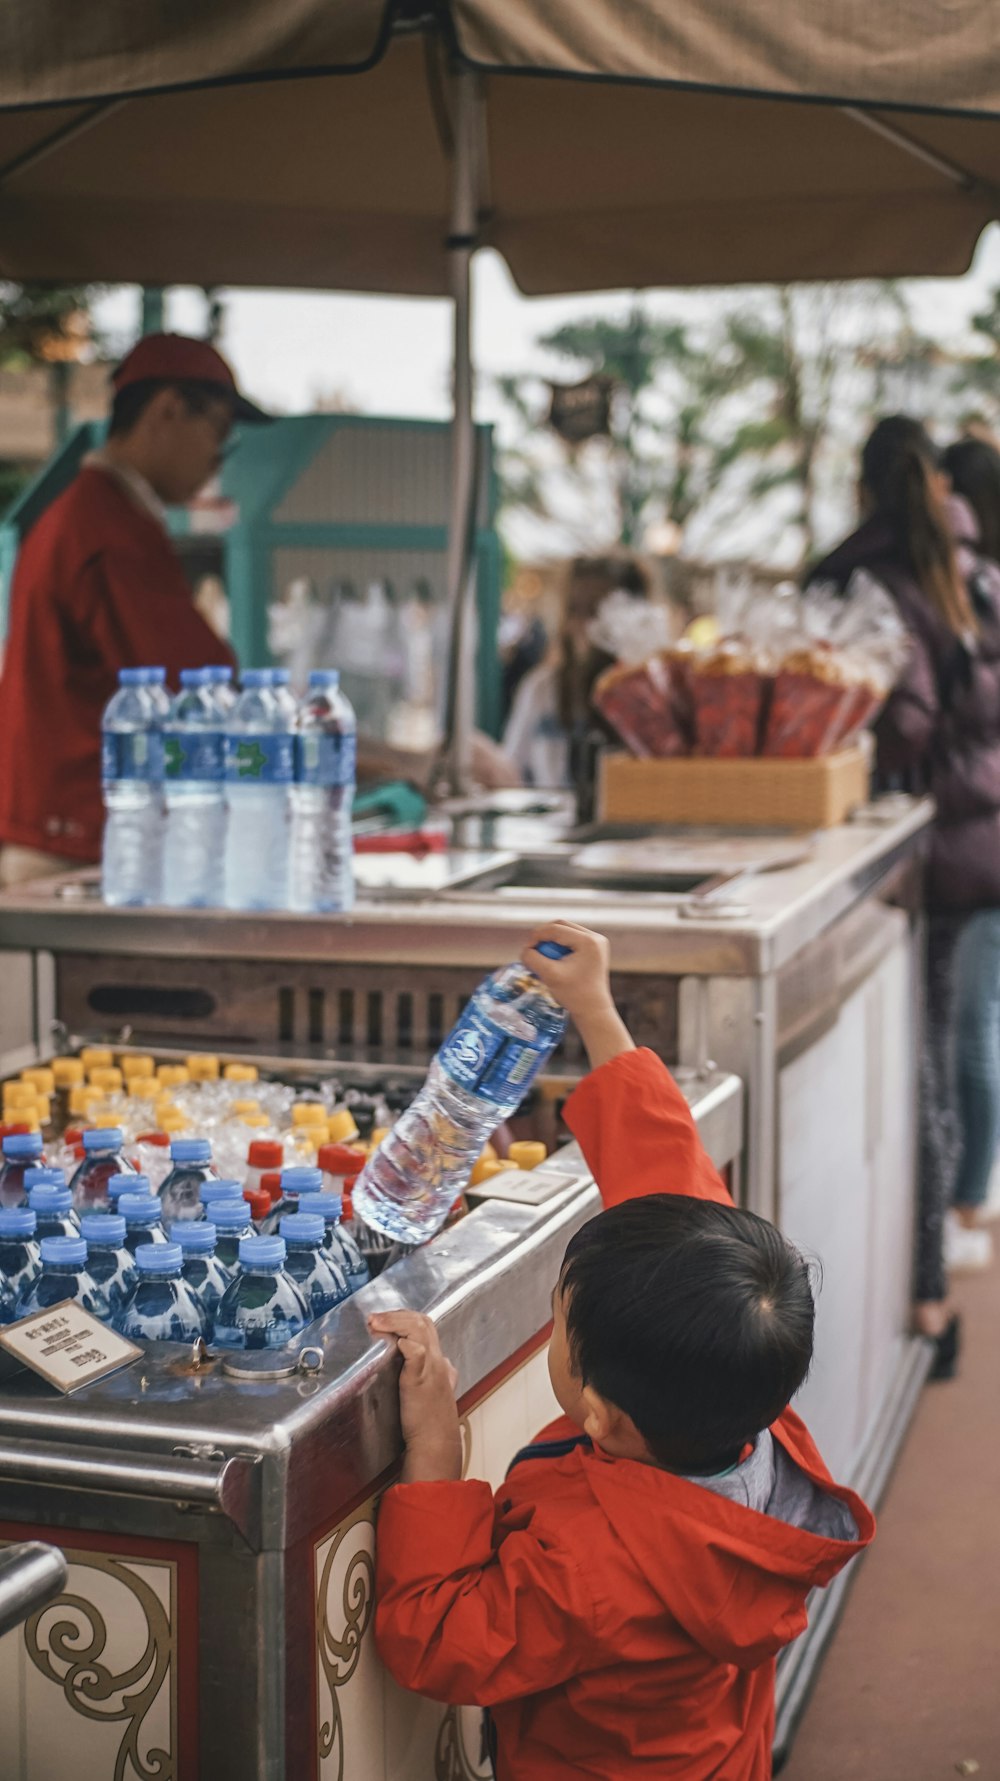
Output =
[
  {"x1": 205, "y1": 665, "x2": 237, "y2": 717},
  {"x1": 172, "y1": 1222, "x2": 231, "y2": 1329},
  {"x1": 352, "y1": 941, "x2": 571, "y2": 1243},
  {"x1": 17, "y1": 1237, "x2": 110, "y2": 1322},
  {"x1": 108, "y1": 1171, "x2": 152, "y2": 1207},
  {"x1": 159, "y1": 1138, "x2": 218, "y2": 1225},
  {"x1": 211, "y1": 1200, "x2": 256, "y2": 1273},
  {"x1": 162, "y1": 668, "x2": 226, "y2": 908},
  {"x1": 115, "y1": 1243, "x2": 209, "y2": 1343},
  {"x1": 289, "y1": 670, "x2": 357, "y2": 914},
  {"x1": 69, "y1": 1128, "x2": 134, "y2": 1213},
  {"x1": 0, "y1": 1273, "x2": 16, "y2": 1324},
  {"x1": 119, "y1": 1193, "x2": 168, "y2": 1257},
  {"x1": 268, "y1": 668, "x2": 297, "y2": 722},
  {"x1": 0, "y1": 1207, "x2": 42, "y2": 1301},
  {"x1": 0, "y1": 1134, "x2": 45, "y2": 1209},
  {"x1": 259, "y1": 1166, "x2": 321, "y2": 1236},
  {"x1": 79, "y1": 1214, "x2": 138, "y2": 1316},
  {"x1": 141, "y1": 666, "x2": 172, "y2": 722},
  {"x1": 28, "y1": 1182, "x2": 81, "y2": 1241},
  {"x1": 223, "y1": 669, "x2": 293, "y2": 911},
  {"x1": 297, "y1": 1193, "x2": 370, "y2": 1293},
  {"x1": 212, "y1": 1235, "x2": 310, "y2": 1350},
  {"x1": 101, "y1": 667, "x2": 164, "y2": 907},
  {"x1": 279, "y1": 1214, "x2": 350, "y2": 1317},
  {"x1": 197, "y1": 1178, "x2": 245, "y2": 1218}
]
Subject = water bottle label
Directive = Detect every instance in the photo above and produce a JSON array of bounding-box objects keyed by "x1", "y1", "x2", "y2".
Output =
[
  {"x1": 438, "y1": 1009, "x2": 549, "y2": 1105},
  {"x1": 102, "y1": 731, "x2": 163, "y2": 783},
  {"x1": 223, "y1": 734, "x2": 294, "y2": 784},
  {"x1": 163, "y1": 730, "x2": 224, "y2": 782},
  {"x1": 296, "y1": 733, "x2": 357, "y2": 787}
]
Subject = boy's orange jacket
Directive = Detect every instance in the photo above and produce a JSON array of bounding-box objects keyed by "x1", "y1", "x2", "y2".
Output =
[{"x1": 375, "y1": 1048, "x2": 875, "y2": 1779}]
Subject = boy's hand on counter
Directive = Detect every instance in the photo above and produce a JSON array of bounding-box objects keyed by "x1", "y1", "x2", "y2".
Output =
[
  {"x1": 523, "y1": 922, "x2": 636, "y2": 1071},
  {"x1": 368, "y1": 1310, "x2": 463, "y2": 1483}
]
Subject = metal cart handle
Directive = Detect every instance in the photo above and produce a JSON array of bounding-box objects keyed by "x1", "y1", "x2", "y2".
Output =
[
  {"x1": 0, "y1": 1542, "x2": 68, "y2": 1639},
  {"x1": 0, "y1": 1439, "x2": 260, "y2": 1542}
]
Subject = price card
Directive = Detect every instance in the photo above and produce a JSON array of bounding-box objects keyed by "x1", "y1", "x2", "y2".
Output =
[{"x1": 0, "y1": 1301, "x2": 142, "y2": 1393}]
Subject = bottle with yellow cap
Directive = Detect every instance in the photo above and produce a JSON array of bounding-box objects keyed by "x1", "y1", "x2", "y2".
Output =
[
  {"x1": 228, "y1": 1099, "x2": 261, "y2": 1121},
  {"x1": 80, "y1": 1047, "x2": 114, "y2": 1072},
  {"x1": 157, "y1": 1065, "x2": 190, "y2": 1089},
  {"x1": 186, "y1": 1054, "x2": 220, "y2": 1083},
  {"x1": 325, "y1": 1109, "x2": 360, "y2": 1145},
  {"x1": 120, "y1": 1055, "x2": 155, "y2": 1081},
  {"x1": 89, "y1": 1066, "x2": 124, "y2": 1093},
  {"x1": 52, "y1": 1057, "x2": 85, "y2": 1126},
  {"x1": 3, "y1": 1083, "x2": 37, "y2": 1112},
  {"x1": 223, "y1": 1062, "x2": 259, "y2": 1084},
  {"x1": 20, "y1": 1068, "x2": 56, "y2": 1097},
  {"x1": 126, "y1": 1075, "x2": 158, "y2": 1103},
  {"x1": 292, "y1": 1103, "x2": 328, "y2": 1129}
]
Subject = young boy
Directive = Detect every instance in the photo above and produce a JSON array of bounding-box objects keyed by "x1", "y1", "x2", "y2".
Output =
[{"x1": 369, "y1": 922, "x2": 874, "y2": 1781}]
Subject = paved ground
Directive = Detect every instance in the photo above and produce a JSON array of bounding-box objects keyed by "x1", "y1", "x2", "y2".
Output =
[{"x1": 782, "y1": 1262, "x2": 1000, "y2": 1781}]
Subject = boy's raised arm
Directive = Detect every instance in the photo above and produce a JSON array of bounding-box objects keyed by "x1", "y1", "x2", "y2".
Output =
[{"x1": 524, "y1": 924, "x2": 732, "y2": 1210}]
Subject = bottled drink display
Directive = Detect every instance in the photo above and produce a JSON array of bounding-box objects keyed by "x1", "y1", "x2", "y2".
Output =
[
  {"x1": 79, "y1": 1214, "x2": 139, "y2": 1315},
  {"x1": 352, "y1": 942, "x2": 570, "y2": 1243},
  {"x1": 159, "y1": 1138, "x2": 218, "y2": 1224},
  {"x1": 172, "y1": 1221, "x2": 231, "y2": 1329},
  {"x1": 116, "y1": 1243, "x2": 209, "y2": 1343},
  {"x1": 0, "y1": 1207, "x2": 41, "y2": 1301},
  {"x1": 213, "y1": 1236, "x2": 310, "y2": 1350},
  {"x1": 223, "y1": 669, "x2": 293, "y2": 911},
  {"x1": 163, "y1": 667, "x2": 226, "y2": 908},
  {"x1": 279, "y1": 1214, "x2": 350, "y2": 1317},
  {"x1": 101, "y1": 667, "x2": 164, "y2": 907},
  {"x1": 69, "y1": 1127, "x2": 134, "y2": 1212},
  {"x1": 211, "y1": 1200, "x2": 255, "y2": 1273},
  {"x1": 0, "y1": 1133, "x2": 45, "y2": 1209},
  {"x1": 119, "y1": 1193, "x2": 168, "y2": 1256},
  {"x1": 289, "y1": 670, "x2": 357, "y2": 914},
  {"x1": 296, "y1": 1193, "x2": 369, "y2": 1292},
  {"x1": 17, "y1": 1237, "x2": 110, "y2": 1322},
  {"x1": 28, "y1": 1182, "x2": 81, "y2": 1242}
]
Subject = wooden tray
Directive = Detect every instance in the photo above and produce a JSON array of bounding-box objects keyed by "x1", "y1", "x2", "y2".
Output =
[{"x1": 598, "y1": 746, "x2": 870, "y2": 829}]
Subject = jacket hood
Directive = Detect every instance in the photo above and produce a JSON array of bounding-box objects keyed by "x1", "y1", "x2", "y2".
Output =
[{"x1": 580, "y1": 1414, "x2": 872, "y2": 1670}]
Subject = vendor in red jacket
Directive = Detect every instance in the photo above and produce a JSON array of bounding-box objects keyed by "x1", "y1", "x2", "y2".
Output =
[
  {"x1": 0, "y1": 332, "x2": 267, "y2": 886},
  {"x1": 370, "y1": 921, "x2": 874, "y2": 1781}
]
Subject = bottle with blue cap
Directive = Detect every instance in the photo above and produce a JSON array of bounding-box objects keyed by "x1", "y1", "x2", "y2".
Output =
[
  {"x1": 203, "y1": 664, "x2": 237, "y2": 718},
  {"x1": 171, "y1": 1222, "x2": 231, "y2": 1330},
  {"x1": 352, "y1": 940, "x2": 572, "y2": 1243},
  {"x1": 0, "y1": 1207, "x2": 42, "y2": 1303},
  {"x1": 118, "y1": 1193, "x2": 168, "y2": 1257},
  {"x1": 223, "y1": 668, "x2": 294, "y2": 911},
  {"x1": 115, "y1": 1242, "x2": 209, "y2": 1343},
  {"x1": 212, "y1": 1234, "x2": 310, "y2": 1350},
  {"x1": 107, "y1": 1171, "x2": 152, "y2": 1207},
  {"x1": 162, "y1": 666, "x2": 227, "y2": 908},
  {"x1": 101, "y1": 665, "x2": 164, "y2": 907},
  {"x1": 140, "y1": 665, "x2": 172, "y2": 722},
  {"x1": 267, "y1": 667, "x2": 297, "y2": 722},
  {"x1": 279, "y1": 1214, "x2": 350, "y2": 1318},
  {"x1": 296, "y1": 1194, "x2": 369, "y2": 1294},
  {"x1": 79, "y1": 1214, "x2": 138, "y2": 1315},
  {"x1": 197, "y1": 1177, "x2": 246, "y2": 1218},
  {"x1": 17, "y1": 1236, "x2": 110, "y2": 1322},
  {"x1": 0, "y1": 1131, "x2": 45, "y2": 1210},
  {"x1": 68, "y1": 1127, "x2": 134, "y2": 1214},
  {"x1": 159, "y1": 1138, "x2": 219, "y2": 1225},
  {"x1": 289, "y1": 668, "x2": 357, "y2": 914},
  {"x1": 211, "y1": 1199, "x2": 256, "y2": 1273},
  {"x1": 28, "y1": 1181, "x2": 81, "y2": 1241},
  {"x1": 258, "y1": 1166, "x2": 322, "y2": 1237}
]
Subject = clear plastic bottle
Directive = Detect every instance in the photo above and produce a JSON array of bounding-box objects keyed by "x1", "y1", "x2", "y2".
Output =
[
  {"x1": 223, "y1": 669, "x2": 293, "y2": 911},
  {"x1": 268, "y1": 667, "x2": 297, "y2": 723},
  {"x1": 79, "y1": 1213, "x2": 139, "y2": 1316},
  {"x1": 171, "y1": 1221, "x2": 231, "y2": 1330},
  {"x1": 119, "y1": 1192, "x2": 168, "y2": 1257},
  {"x1": 352, "y1": 942, "x2": 570, "y2": 1243},
  {"x1": 140, "y1": 666, "x2": 172, "y2": 722},
  {"x1": 211, "y1": 1200, "x2": 256, "y2": 1273},
  {"x1": 0, "y1": 1272, "x2": 15, "y2": 1324},
  {"x1": 289, "y1": 669, "x2": 357, "y2": 914},
  {"x1": 115, "y1": 1243, "x2": 209, "y2": 1343},
  {"x1": 69, "y1": 1127, "x2": 135, "y2": 1213},
  {"x1": 28, "y1": 1183, "x2": 81, "y2": 1241},
  {"x1": 296, "y1": 1193, "x2": 370, "y2": 1292},
  {"x1": 162, "y1": 667, "x2": 226, "y2": 908},
  {"x1": 212, "y1": 1235, "x2": 310, "y2": 1350},
  {"x1": 101, "y1": 666, "x2": 164, "y2": 907},
  {"x1": 0, "y1": 1207, "x2": 42, "y2": 1300},
  {"x1": 258, "y1": 1166, "x2": 322, "y2": 1236},
  {"x1": 17, "y1": 1236, "x2": 110, "y2": 1322},
  {"x1": 0, "y1": 1133, "x2": 45, "y2": 1209},
  {"x1": 197, "y1": 1177, "x2": 246, "y2": 1218},
  {"x1": 279, "y1": 1213, "x2": 350, "y2": 1318},
  {"x1": 159, "y1": 1138, "x2": 218, "y2": 1224},
  {"x1": 204, "y1": 664, "x2": 237, "y2": 718}
]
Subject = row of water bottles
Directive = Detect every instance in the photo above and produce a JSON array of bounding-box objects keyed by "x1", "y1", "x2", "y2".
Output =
[{"x1": 102, "y1": 664, "x2": 357, "y2": 912}]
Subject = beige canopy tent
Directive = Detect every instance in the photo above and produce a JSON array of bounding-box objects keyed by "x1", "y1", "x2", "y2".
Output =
[{"x1": 1, "y1": 0, "x2": 999, "y2": 781}]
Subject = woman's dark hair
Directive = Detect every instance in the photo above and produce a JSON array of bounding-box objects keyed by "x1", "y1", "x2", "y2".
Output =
[
  {"x1": 560, "y1": 1195, "x2": 815, "y2": 1472},
  {"x1": 942, "y1": 436, "x2": 1000, "y2": 567},
  {"x1": 556, "y1": 552, "x2": 651, "y2": 734},
  {"x1": 109, "y1": 377, "x2": 232, "y2": 438},
  {"x1": 861, "y1": 414, "x2": 974, "y2": 637}
]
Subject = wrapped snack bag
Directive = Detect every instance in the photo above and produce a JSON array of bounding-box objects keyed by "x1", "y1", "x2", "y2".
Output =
[
  {"x1": 588, "y1": 592, "x2": 689, "y2": 758},
  {"x1": 762, "y1": 644, "x2": 853, "y2": 757},
  {"x1": 687, "y1": 580, "x2": 794, "y2": 758}
]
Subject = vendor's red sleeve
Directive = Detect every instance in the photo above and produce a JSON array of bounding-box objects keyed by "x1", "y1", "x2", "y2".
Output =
[
  {"x1": 563, "y1": 1048, "x2": 732, "y2": 1208},
  {"x1": 374, "y1": 1479, "x2": 602, "y2": 1705}
]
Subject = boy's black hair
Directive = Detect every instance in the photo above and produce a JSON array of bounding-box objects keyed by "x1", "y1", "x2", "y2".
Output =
[
  {"x1": 560, "y1": 1196, "x2": 815, "y2": 1473},
  {"x1": 108, "y1": 377, "x2": 233, "y2": 438}
]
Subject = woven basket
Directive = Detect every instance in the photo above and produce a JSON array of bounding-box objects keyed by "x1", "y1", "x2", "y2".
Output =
[{"x1": 598, "y1": 746, "x2": 870, "y2": 829}]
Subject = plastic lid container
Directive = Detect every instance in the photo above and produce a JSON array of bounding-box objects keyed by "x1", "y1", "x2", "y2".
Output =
[
  {"x1": 83, "y1": 1127, "x2": 124, "y2": 1151},
  {"x1": 224, "y1": 1063, "x2": 258, "y2": 1083},
  {"x1": 280, "y1": 1214, "x2": 326, "y2": 1245},
  {"x1": 508, "y1": 1142, "x2": 547, "y2": 1171},
  {"x1": 247, "y1": 1140, "x2": 283, "y2": 1170},
  {"x1": 136, "y1": 1242, "x2": 183, "y2": 1274},
  {"x1": 28, "y1": 1184, "x2": 72, "y2": 1212},
  {"x1": 169, "y1": 1138, "x2": 212, "y2": 1164},
  {"x1": 80, "y1": 1048, "x2": 113, "y2": 1070},
  {"x1": 186, "y1": 1054, "x2": 220, "y2": 1082},
  {"x1": 0, "y1": 1208, "x2": 36, "y2": 1237},
  {"x1": 40, "y1": 1236, "x2": 86, "y2": 1266},
  {"x1": 309, "y1": 669, "x2": 340, "y2": 688},
  {"x1": 239, "y1": 1235, "x2": 286, "y2": 1269},
  {"x1": 119, "y1": 1195, "x2": 162, "y2": 1224},
  {"x1": 292, "y1": 1104, "x2": 327, "y2": 1128},
  {"x1": 280, "y1": 1167, "x2": 323, "y2": 1195},
  {"x1": 326, "y1": 1110, "x2": 360, "y2": 1144},
  {"x1": 52, "y1": 1059, "x2": 85, "y2": 1088},
  {"x1": 172, "y1": 1221, "x2": 217, "y2": 1252},
  {"x1": 80, "y1": 1214, "x2": 127, "y2": 1245},
  {"x1": 244, "y1": 1190, "x2": 271, "y2": 1221},
  {"x1": 2, "y1": 1133, "x2": 43, "y2": 1158},
  {"x1": 318, "y1": 1143, "x2": 366, "y2": 1176},
  {"x1": 200, "y1": 1178, "x2": 244, "y2": 1204},
  {"x1": 296, "y1": 1193, "x2": 343, "y2": 1222},
  {"x1": 108, "y1": 1172, "x2": 149, "y2": 1199},
  {"x1": 214, "y1": 1202, "x2": 253, "y2": 1231}
]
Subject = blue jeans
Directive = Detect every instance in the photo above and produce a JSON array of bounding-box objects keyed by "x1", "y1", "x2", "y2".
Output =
[{"x1": 953, "y1": 909, "x2": 1000, "y2": 1210}]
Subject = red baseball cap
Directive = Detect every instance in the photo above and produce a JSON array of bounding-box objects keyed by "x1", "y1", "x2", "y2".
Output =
[{"x1": 112, "y1": 332, "x2": 270, "y2": 424}]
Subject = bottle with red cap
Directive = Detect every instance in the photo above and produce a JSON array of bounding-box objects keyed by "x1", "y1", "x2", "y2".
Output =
[
  {"x1": 245, "y1": 1140, "x2": 284, "y2": 1202},
  {"x1": 318, "y1": 1143, "x2": 367, "y2": 1201}
]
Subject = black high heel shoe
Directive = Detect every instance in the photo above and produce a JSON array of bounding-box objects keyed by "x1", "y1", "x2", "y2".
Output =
[{"x1": 928, "y1": 1312, "x2": 962, "y2": 1381}]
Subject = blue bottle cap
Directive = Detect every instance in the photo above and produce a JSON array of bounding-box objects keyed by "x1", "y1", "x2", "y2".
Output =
[
  {"x1": 169, "y1": 1138, "x2": 212, "y2": 1164},
  {"x1": 172, "y1": 1221, "x2": 217, "y2": 1252},
  {"x1": 309, "y1": 669, "x2": 340, "y2": 688},
  {"x1": 136, "y1": 1242, "x2": 183, "y2": 1273},
  {"x1": 280, "y1": 1167, "x2": 323, "y2": 1194},
  {"x1": 83, "y1": 1127, "x2": 124, "y2": 1151},
  {"x1": 280, "y1": 1214, "x2": 325, "y2": 1245},
  {"x1": 2, "y1": 1134, "x2": 43, "y2": 1159},
  {"x1": 80, "y1": 1214, "x2": 127, "y2": 1245},
  {"x1": 296, "y1": 1193, "x2": 342, "y2": 1222},
  {"x1": 28, "y1": 1184, "x2": 72, "y2": 1213},
  {"x1": 118, "y1": 667, "x2": 146, "y2": 686},
  {"x1": 239, "y1": 1235, "x2": 285, "y2": 1269},
  {"x1": 179, "y1": 667, "x2": 211, "y2": 688},
  {"x1": 109, "y1": 1172, "x2": 149, "y2": 1199},
  {"x1": 240, "y1": 668, "x2": 271, "y2": 688},
  {"x1": 534, "y1": 940, "x2": 572, "y2": 961},
  {"x1": 0, "y1": 1208, "x2": 36, "y2": 1237},
  {"x1": 40, "y1": 1236, "x2": 86, "y2": 1267},
  {"x1": 23, "y1": 1167, "x2": 65, "y2": 1190},
  {"x1": 213, "y1": 1202, "x2": 253, "y2": 1232},
  {"x1": 270, "y1": 668, "x2": 290, "y2": 685},
  {"x1": 199, "y1": 1177, "x2": 244, "y2": 1203},
  {"x1": 143, "y1": 666, "x2": 167, "y2": 683},
  {"x1": 206, "y1": 666, "x2": 232, "y2": 684},
  {"x1": 119, "y1": 1194, "x2": 162, "y2": 1224}
]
